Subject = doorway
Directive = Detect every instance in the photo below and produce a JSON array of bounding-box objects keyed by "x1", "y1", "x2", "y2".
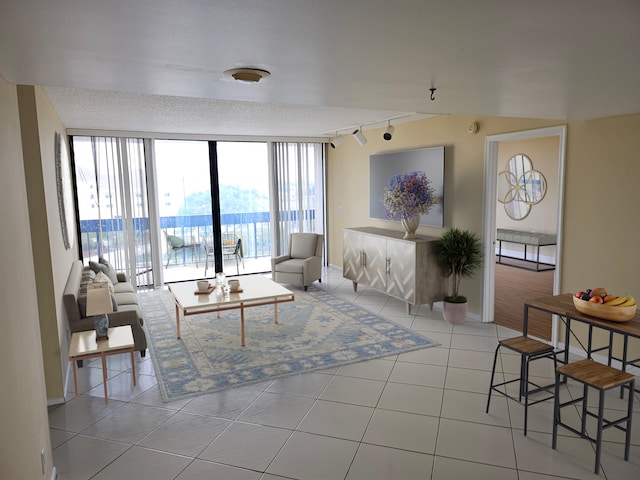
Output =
[{"x1": 482, "y1": 126, "x2": 567, "y2": 345}]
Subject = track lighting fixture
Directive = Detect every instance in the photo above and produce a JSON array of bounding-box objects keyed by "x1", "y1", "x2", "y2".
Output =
[
  {"x1": 330, "y1": 135, "x2": 345, "y2": 149},
  {"x1": 383, "y1": 123, "x2": 394, "y2": 141},
  {"x1": 353, "y1": 128, "x2": 367, "y2": 146}
]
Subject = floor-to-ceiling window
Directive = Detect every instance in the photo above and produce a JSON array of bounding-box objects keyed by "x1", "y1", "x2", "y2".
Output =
[
  {"x1": 271, "y1": 142, "x2": 325, "y2": 256},
  {"x1": 217, "y1": 141, "x2": 271, "y2": 275},
  {"x1": 154, "y1": 140, "x2": 212, "y2": 283},
  {"x1": 73, "y1": 136, "x2": 152, "y2": 287},
  {"x1": 72, "y1": 136, "x2": 325, "y2": 285}
]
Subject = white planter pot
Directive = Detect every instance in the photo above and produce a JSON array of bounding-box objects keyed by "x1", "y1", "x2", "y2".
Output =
[{"x1": 443, "y1": 301, "x2": 467, "y2": 324}]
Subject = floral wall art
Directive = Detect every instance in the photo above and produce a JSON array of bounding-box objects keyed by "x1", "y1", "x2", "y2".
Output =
[{"x1": 369, "y1": 146, "x2": 445, "y2": 227}]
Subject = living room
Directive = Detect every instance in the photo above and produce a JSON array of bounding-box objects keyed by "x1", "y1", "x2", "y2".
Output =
[{"x1": 2, "y1": 2, "x2": 640, "y2": 479}]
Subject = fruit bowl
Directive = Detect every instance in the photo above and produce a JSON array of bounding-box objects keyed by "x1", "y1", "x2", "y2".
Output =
[{"x1": 572, "y1": 296, "x2": 636, "y2": 322}]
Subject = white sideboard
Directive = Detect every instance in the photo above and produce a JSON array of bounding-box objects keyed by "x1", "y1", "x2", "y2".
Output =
[{"x1": 343, "y1": 227, "x2": 446, "y2": 314}]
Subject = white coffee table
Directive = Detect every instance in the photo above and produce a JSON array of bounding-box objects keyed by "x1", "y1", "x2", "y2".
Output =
[
  {"x1": 68, "y1": 326, "x2": 136, "y2": 405},
  {"x1": 168, "y1": 275, "x2": 295, "y2": 346}
]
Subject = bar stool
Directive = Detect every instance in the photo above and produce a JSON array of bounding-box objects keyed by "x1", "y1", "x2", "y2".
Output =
[
  {"x1": 552, "y1": 359, "x2": 635, "y2": 475},
  {"x1": 486, "y1": 336, "x2": 557, "y2": 435}
]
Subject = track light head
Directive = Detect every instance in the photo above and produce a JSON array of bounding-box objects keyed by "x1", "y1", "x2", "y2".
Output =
[
  {"x1": 330, "y1": 135, "x2": 345, "y2": 149},
  {"x1": 353, "y1": 128, "x2": 367, "y2": 146},
  {"x1": 383, "y1": 124, "x2": 395, "y2": 141}
]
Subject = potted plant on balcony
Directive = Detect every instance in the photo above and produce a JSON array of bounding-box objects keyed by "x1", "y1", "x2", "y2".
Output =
[{"x1": 436, "y1": 227, "x2": 483, "y2": 324}]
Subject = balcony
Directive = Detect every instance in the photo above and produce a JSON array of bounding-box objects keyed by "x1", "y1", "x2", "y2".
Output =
[{"x1": 79, "y1": 210, "x2": 315, "y2": 284}]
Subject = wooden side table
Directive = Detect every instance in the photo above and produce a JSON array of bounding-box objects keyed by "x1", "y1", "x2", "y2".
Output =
[{"x1": 69, "y1": 326, "x2": 136, "y2": 404}]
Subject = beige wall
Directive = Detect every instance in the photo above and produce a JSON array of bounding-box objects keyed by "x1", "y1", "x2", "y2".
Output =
[
  {"x1": 0, "y1": 78, "x2": 54, "y2": 478},
  {"x1": 328, "y1": 113, "x2": 640, "y2": 357},
  {"x1": 18, "y1": 85, "x2": 78, "y2": 402}
]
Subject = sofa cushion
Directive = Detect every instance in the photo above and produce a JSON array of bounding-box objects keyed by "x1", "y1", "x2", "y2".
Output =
[
  {"x1": 275, "y1": 258, "x2": 306, "y2": 274},
  {"x1": 113, "y1": 291, "x2": 138, "y2": 306},
  {"x1": 113, "y1": 282, "x2": 135, "y2": 294},
  {"x1": 89, "y1": 260, "x2": 118, "y2": 284},
  {"x1": 94, "y1": 271, "x2": 115, "y2": 293}
]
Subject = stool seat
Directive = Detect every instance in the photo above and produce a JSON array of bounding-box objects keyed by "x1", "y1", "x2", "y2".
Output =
[
  {"x1": 486, "y1": 336, "x2": 557, "y2": 435},
  {"x1": 553, "y1": 359, "x2": 635, "y2": 474},
  {"x1": 499, "y1": 336, "x2": 555, "y2": 355},
  {"x1": 556, "y1": 359, "x2": 635, "y2": 389}
]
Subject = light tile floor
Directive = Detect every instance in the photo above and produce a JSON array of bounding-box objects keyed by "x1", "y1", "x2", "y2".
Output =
[{"x1": 49, "y1": 267, "x2": 640, "y2": 479}]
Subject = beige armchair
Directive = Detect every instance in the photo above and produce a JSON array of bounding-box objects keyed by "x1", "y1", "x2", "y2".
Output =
[{"x1": 271, "y1": 233, "x2": 323, "y2": 291}]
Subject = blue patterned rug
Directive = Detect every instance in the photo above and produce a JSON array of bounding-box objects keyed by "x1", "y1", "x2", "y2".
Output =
[{"x1": 139, "y1": 286, "x2": 438, "y2": 402}]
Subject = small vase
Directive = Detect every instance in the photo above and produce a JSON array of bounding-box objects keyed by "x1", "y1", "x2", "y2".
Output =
[{"x1": 401, "y1": 214, "x2": 420, "y2": 239}]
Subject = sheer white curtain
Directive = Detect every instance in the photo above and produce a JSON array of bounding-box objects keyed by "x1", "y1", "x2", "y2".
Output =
[
  {"x1": 73, "y1": 136, "x2": 153, "y2": 287},
  {"x1": 270, "y1": 142, "x2": 326, "y2": 256}
]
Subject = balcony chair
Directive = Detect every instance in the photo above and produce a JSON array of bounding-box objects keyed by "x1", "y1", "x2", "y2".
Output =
[
  {"x1": 271, "y1": 232, "x2": 323, "y2": 291},
  {"x1": 204, "y1": 234, "x2": 244, "y2": 276},
  {"x1": 163, "y1": 230, "x2": 201, "y2": 267}
]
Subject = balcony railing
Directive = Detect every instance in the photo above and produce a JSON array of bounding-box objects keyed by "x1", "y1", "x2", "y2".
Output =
[{"x1": 80, "y1": 210, "x2": 316, "y2": 262}]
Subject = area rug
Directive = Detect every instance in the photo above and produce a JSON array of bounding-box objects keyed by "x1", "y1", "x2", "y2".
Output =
[{"x1": 139, "y1": 287, "x2": 438, "y2": 402}]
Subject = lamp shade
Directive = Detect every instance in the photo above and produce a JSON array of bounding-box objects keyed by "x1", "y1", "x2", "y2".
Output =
[
  {"x1": 353, "y1": 128, "x2": 367, "y2": 146},
  {"x1": 86, "y1": 283, "x2": 114, "y2": 316}
]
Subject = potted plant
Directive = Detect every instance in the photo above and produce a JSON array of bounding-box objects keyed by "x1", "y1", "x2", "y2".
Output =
[
  {"x1": 436, "y1": 227, "x2": 483, "y2": 324},
  {"x1": 382, "y1": 171, "x2": 438, "y2": 239}
]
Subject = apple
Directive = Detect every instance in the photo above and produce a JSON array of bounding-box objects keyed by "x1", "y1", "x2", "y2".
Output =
[
  {"x1": 603, "y1": 294, "x2": 617, "y2": 303},
  {"x1": 575, "y1": 291, "x2": 584, "y2": 298},
  {"x1": 590, "y1": 287, "x2": 607, "y2": 297},
  {"x1": 589, "y1": 296, "x2": 604, "y2": 304}
]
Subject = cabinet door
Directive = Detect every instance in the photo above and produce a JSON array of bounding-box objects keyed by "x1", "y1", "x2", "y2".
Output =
[
  {"x1": 363, "y1": 234, "x2": 386, "y2": 290},
  {"x1": 343, "y1": 230, "x2": 363, "y2": 282},
  {"x1": 385, "y1": 238, "x2": 416, "y2": 302}
]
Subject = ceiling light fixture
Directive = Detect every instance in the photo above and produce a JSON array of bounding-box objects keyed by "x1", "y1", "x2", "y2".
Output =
[
  {"x1": 383, "y1": 122, "x2": 395, "y2": 141},
  {"x1": 353, "y1": 128, "x2": 367, "y2": 146},
  {"x1": 330, "y1": 134, "x2": 345, "y2": 149},
  {"x1": 224, "y1": 68, "x2": 271, "y2": 84}
]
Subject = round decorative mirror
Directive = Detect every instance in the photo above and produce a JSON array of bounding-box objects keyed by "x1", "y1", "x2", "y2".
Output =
[
  {"x1": 55, "y1": 132, "x2": 75, "y2": 250},
  {"x1": 498, "y1": 153, "x2": 547, "y2": 220}
]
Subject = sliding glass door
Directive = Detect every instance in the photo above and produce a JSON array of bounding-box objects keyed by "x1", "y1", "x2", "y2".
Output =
[
  {"x1": 154, "y1": 140, "x2": 212, "y2": 283},
  {"x1": 217, "y1": 142, "x2": 271, "y2": 275}
]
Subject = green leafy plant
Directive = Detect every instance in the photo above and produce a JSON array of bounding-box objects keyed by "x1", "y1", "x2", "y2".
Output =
[{"x1": 436, "y1": 228, "x2": 483, "y2": 303}]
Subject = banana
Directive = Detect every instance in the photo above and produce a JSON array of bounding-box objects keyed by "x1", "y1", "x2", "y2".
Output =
[
  {"x1": 619, "y1": 295, "x2": 636, "y2": 307},
  {"x1": 604, "y1": 296, "x2": 629, "y2": 306}
]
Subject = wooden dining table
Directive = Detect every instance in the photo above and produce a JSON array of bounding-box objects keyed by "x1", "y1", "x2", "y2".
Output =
[{"x1": 523, "y1": 293, "x2": 640, "y2": 394}]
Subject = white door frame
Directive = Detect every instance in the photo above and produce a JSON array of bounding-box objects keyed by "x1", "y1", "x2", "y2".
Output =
[{"x1": 481, "y1": 126, "x2": 567, "y2": 346}]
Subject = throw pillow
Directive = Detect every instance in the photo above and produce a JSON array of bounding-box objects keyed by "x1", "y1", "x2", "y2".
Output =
[
  {"x1": 94, "y1": 271, "x2": 114, "y2": 294},
  {"x1": 98, "y1": 256, "x2": 119, "y2": 284}
]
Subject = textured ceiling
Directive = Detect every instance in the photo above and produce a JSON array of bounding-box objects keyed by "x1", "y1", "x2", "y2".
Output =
[{"x1": 2, "y1": 0, "x2": 639, "y2": 138}]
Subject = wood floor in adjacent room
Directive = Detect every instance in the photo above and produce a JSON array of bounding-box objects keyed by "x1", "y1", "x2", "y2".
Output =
[{"x1": 494, "y1": 259, "x2": 555, "y2": 340}]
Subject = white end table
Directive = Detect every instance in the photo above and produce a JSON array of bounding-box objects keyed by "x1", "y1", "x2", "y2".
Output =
[{"x1": 68, "y1": 326, "x2": 136, "y2": 404}]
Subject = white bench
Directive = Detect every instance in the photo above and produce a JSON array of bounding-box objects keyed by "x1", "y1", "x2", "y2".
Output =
[{"x1": 496, "y1": 229, "x2": 557, "y2": 271}]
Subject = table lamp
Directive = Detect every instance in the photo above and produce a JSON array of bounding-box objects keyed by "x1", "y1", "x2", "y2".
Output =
[{"x1": 86, "y1": 282, "x2": 113, "y2": 341}]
